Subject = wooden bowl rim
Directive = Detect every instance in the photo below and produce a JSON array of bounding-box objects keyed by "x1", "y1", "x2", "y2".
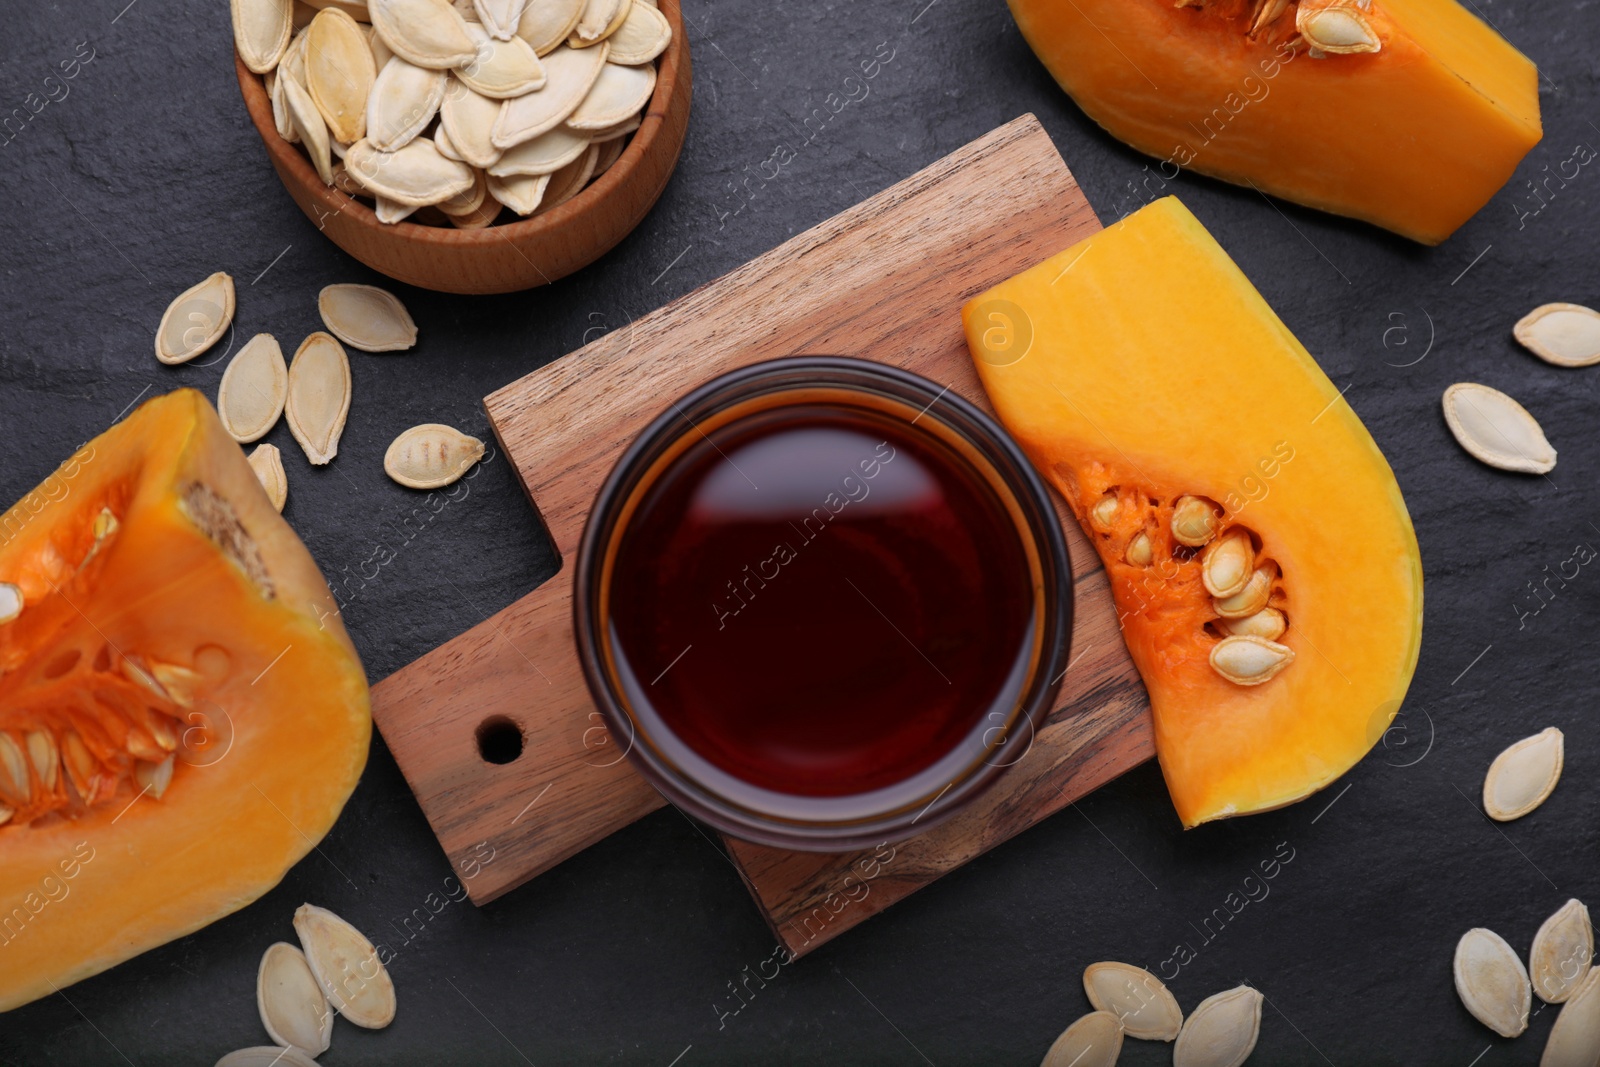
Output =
[{"x1": 235, "y1": 0, "x2": 688, "y2": 250}]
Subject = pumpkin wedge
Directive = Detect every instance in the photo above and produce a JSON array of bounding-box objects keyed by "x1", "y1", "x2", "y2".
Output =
[
  {"x1": 0, "y1": 389, "x2": 369, "y2": 1011},
  {"x1": 1008, "y1": 0, "x2": 1541, "y2": 244},
  {"x1": 962, "y1": 197, "x2": 1422, "y2": 826}
]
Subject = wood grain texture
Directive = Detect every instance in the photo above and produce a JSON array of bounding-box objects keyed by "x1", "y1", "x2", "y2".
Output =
[
  {"x1": 371, "y1": 115, "x2": 1154, "y2": 921},
  {"x1": 232, "y1": 0, "x2": 691, "y2": 295}
]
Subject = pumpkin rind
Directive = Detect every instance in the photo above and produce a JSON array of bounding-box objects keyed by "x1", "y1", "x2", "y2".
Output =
[
  {"x1": 962, "y1": 197, "x2": 1422, "y2": 827},
  {"x1": 1006, "y1": 0, "x2": 1541, "y2": 245},
  {"x1": 0, "y1": 389, "x2": 369, "y2": 1011}
]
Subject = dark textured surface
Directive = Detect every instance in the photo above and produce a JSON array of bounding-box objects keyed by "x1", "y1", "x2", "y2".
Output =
[{"x1": 1, "y1": 0, "x2": 1597, "y2": 1063}]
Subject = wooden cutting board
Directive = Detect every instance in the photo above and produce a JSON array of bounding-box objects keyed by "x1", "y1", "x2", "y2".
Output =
[{"x1": 370, "y1": 114, "x2": 1155, "y2": 957}]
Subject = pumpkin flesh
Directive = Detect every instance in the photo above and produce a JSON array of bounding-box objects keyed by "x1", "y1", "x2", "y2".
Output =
[
  {"x1": 962, "y1": 197, "x2": 1423, "y2": 826},
  {"x1": 0, "y1": 389, "x2": 369, "y2": 1011}
]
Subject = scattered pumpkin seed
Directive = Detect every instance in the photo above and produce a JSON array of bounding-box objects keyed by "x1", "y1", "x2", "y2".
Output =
[
  {"x1": 440, "y1": 77, "x2": 505, "y2": 167},
  {"x1": 1514, "y1": 303, "x2": 1600, "y2": 368},
  {"x1": 1543, "y1": 966, "x2": 1600, "y2": 1067},
  {"x1": 564, "y1": 60, "x2": 655, "y2": 130},
  {"x1": 1218, "y1": 607, "x2": 1287, "y2": 642},
  {"x1": 218, "y1": 333, "x2": 289, "y2": 443},
  {"x1": 293, "y1": 904, "x2": 397, "y2": 1028},
  {"x1": 370, "y1": 0, "x2": 478, "y2": 68},
  {"x1": 1210, "y1": 635, "x2": 1294, "y2": 686},
  {"x1": 1040, "y1": 1010, "x2": 1122, "y2": 1067},
  {"x1": 1173, "y1": 986, "x2": 1262, "y2": 1067},
  {"x1": 233, "y1": 0, "x2": 295, "y2": 73},
  {"x1": 345, "y1": 136, "x2": 475, "y2": 205},
  {"x1": 0, "y1": 583, "x2": 22, "y2": 624},
  {"x1": 285, "y1": 332, "x2": 353, "y2": 465},
  {"x1": 366, "y1": 55, "x2": 447, "y2": 150},
  {"x1": 156, "y1": 272, "x2": 236, "y2": 365},
  {"x1": 1455, "y1": 927, "x2": 1532, "y2": 1037},
  {"x1": 1201, "y1": 528, "x2": 1253, "y2": 598},
  {"x1": 248, "y1": 444, "x2": 290, "y2": 512},
  {"x1": 1082, "y1": 961, "x2": 1182, "y2": 1041},
  {"x1": 306, "y1": 9, "x2": 377, "y2": 143},
  {"x1": 460, "y1": 22, "x2": 546, "y2": 97},
  {"x1": 384, "y1": 423, "x2": 486, "y2": 488},
  {"x1": 492, "y1": 42, "x2": 609, "y2": 148},
  {"x1": 258, "y1": 942, "x2": 333, "y2": 1056},
  {"x1": 1531, "y1": 899, "x2": 1594, "y2": 1005},
  {"x1": 318, "y1": 284, "x2": 418, "y2": 351},
  {"x1": 1214, "y1": 563, "x2": 1273, "y2": 619},
  {"x1": 516, "y1": 0, "x2": 584, "y2": 53},
  {"x1": 1442, "y1": 382, "x2": 1557, "y2": 475},
  {"x1": 604, "y1": 0, "x2": 669, "y2": 64},
  {"x1": 216, "y1": 1047, "x2": 321, "y2": 1067},
  {"x1": 1171, "y1": 494, "x2": 1220, "y2": 547},
  {"x1": 1484, "y1": 727, "x2": 1563, "y2": 822}
]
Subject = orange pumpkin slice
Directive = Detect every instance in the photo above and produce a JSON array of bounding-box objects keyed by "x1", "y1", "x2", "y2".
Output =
[
  {"x1": 963, "y1": 197, "x2": 1422, "y2": 826},
  {"x1": 0, "y1": 389, "x2": 369, "y2": 1010}
]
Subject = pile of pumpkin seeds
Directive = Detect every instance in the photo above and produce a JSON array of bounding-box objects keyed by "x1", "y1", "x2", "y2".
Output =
[
  {"x1": 1041, "y1": 962, "x2": 1264, "y2": 1067},
  {"x1": 1453, "y1": 898, "x2": 1598, "y2": 1059},
  {"x1": 233, "y1": 0, "x2": 671, "y2": 227},
  {"x1": 215, "y1": 903, "x2": 397, "y2": 1065},
  {"x1": 1442, "y1": 300, "x2": 1600, "y2": 475},
  {"x1": 155, "y1": 272, "x2": 486, "y2": 507}
]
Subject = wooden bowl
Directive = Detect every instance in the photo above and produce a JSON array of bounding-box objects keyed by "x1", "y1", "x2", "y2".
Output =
[{"x1": 235, "y1": 0, "x2": 691, "y2": 295}]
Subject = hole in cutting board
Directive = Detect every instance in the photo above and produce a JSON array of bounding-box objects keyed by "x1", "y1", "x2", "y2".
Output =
[{"x1": 476, "y1": 716, "x2": 525, "y2": 764}]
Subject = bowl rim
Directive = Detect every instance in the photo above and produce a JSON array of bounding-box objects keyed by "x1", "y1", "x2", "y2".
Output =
[
  {"x1": 572, "y1": 355, "x2": 1075, "y2": 852},
  {"x1": 234, "y1": 0, "x2": 688, "y2": 250}
]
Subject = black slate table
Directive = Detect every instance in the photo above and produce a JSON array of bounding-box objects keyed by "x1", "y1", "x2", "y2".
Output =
[{"x1": 2, "y1": 1, "x2": 1598, "y2": 1063}]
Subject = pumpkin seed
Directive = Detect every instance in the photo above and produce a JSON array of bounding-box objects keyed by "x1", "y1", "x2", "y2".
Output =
[
  {"x1": 573, "y1": 0, "x2": 626, "y2": 42},
  {"x1": 345, "y1": 136, "x2": 475, "y2": 205},
  {"x1": 270, "y1": 66, "x2": 299, "y2": 142},
  {"x1": 1531, "y1": 899, "x2": 1594, "y2": 1004},
  {"x1": 25, "y1": 731, "x2": 58, "y2": 791},
  {"x1": 1125, "y1": 531, "x2": 1153, "y2": 567},
  {"x1": 1543, "y1": 967, "x2": 1600, "y2": 1067},
  {"x1": 581, "y1": 111, "x2": 639, "y2": 141},
  {"x1": 248, "y1": 444, "x2": 290, "y2": 513},
  {"x1": 1210, "y1": 635, "x2": 1294, "y2": 685},
  {"x1": 216, "y1": 1047, "x2": 321, "y2": 1067},
  {"x1": 1218, "y1": 607, "x2": 1287, "y2": 642},
  {"x1": 487, "y1": 170, "x2": 550, "y2": 214},
  {"x1": 460, "y1": 23, "x2": 546, "y2": 97},
  {"x1": 293, "y1": 904, "x2": 397, "y2": 1028},
  {"x1": 1201, "y1": 528, "x2": 1253, "y2": 598},
  {"x1": 604, "y1": 0, "x2": 669, "y2": 64},
  {"x1": 385, "y1": 423, "x2": 486, "y2": 488},
  {"x1": 366, "y1": 56, "x2": 446, "y2": 150},
  {"x1": 440, "y1": 77, "x2": 504, "y2": 167},
  {"x1": 1456, "y1": 927, "x2": 1532, "y2": 1037},
  {"x1": 448, "y1": 194, "x2": 503, "y2": 228},
  {"x1": 1082, "y1": 962, "x2": 1182, "y2": 1041},
  {"x1": 1248, "y1": 0, "x2": 1290, "y2": 36},
  {"x1": 156, "y1": 272, "x2": 236, "y2": 365},
  {"x1": 1515, "y1": 303, "x2": 1600, "y2": 368},
  {"x1": 1214, "y1": 563, "x2": 1273, "y2": 619},
  {"x1": 284, "y1": 75, "x2": 336, "y2": 184},
  {"x1": 285, "y1": 332, "x2": 353, "y2": 465},
  {"x1": 135, "y1": 755, "x2": 175, "y2": 799},
  {"x1": 218, "y1": 333, "x2": 289, "y2": 443},
  {"x1": 368, "y1": 20, "x2": 394, "y2": 65},
  {"x1": 0, "y1": 734, "x2": 27, "y2": 802},
  {"x1": 303, "y1": 0, "x2": 370, "y2": 18},
  {"x1": 258, "y1": 942, "x2": 333, "y2": 1056},
  {"x1": 1089, "y1": 491, "x2": 1119, "y2": 530},
  {"x1": 1297, "y1": 3, "x2": 1380, "y2": 53},
  {"x1": 0, "y1": 807, "x2": 13, "y2": 827},
  {"x1": 1171, "y1": 494, "x2": 1220, "y2": 547},
  {"x1": 591, "y1": 133, "x2": 624, "y2": 176},
  {"x1": 331, "y1": 160, "x2": 368, "y2": 196},
  {"x1": 438, "y1": 166, "x2": 489, "y2": 214},
  {"x1": 369, "y1": 0, "x2": 478, "y2": 68},
  {"x1": 1484, "y1": 726, "x2": 1563, "y2": 822},
  {"x1": 0, "y1": 583, "x2": 21, "y2": 624},
  {"x1": 565, "y1": 60, "x2": 654, "y2": 130},
  {"x1": 537, "y1": 142, "x2": 598, "y2": 211},
  {"x1": 516, "y1": 0, "x2": 584, "y2": 54},
  {"x1": 318, "y1": 284, "x2": 417, "y2": 352},
  {"x1": 492, "y1": 42, "x2": 609, "y2": 148},
  {"x1": 433, "y1": 122, "x2": 464, "y2": 160},
  {"x1": 306, "y1": 9, "x2": 376, "y2": 143},
  {"x1": 488, "y1": 125, "x2": 589, "y2": 176},
  {"x1": 375, "y1": 195, "x2": 418, "y2": 223},
  {"x1": 1443, "y1": 382, "x2": 1557, "y2": 474},
  {"x1": 233, "y1": 0, "x2": 295, "y2": 73},
  {"x1": 1173, "y1": 986, "x2": 1262, "y2": 1067},
  {"x1": 473, "y1": 0, "x2": 526, "y2": 38},
  {"x1": 1040, "y1": 1010, "x2": 1122, "y2": 1067}
]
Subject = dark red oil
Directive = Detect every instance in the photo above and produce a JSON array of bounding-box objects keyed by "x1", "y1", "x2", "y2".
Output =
[{"x1": 606, "y1": 401, "x2": 1035, "y2": 803}]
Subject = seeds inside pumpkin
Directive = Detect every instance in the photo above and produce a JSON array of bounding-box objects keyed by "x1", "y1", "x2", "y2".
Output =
[
  {"x1": 1483, "y1": 726, "x2": 1563, "y2": 821},
  {"x1": 1171, "y1": 494, "x2": 1220, "y2": 547},
  {"x1": 1210, "y1": 635, "x2": 1294, "y2": 686},
  {"x1": 1454, "y1": 927, "x2": 1532, "y2": 1037},
  {"x1": 0, "y1": 584, "x2": 22, "y2": 624},
  {"x1": 1218, "y1": 607, "x2": 1287, "y2": 642},
  {"x1": 1201, "y1": 528, "x2": 1253, "y2": 598},
  {"x1": 1214, "y1": 563, "x2": 1273, "y2": 619},
  {"x1": 1297, "y1": 3, "x2": 1381, "y2": 53}
]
